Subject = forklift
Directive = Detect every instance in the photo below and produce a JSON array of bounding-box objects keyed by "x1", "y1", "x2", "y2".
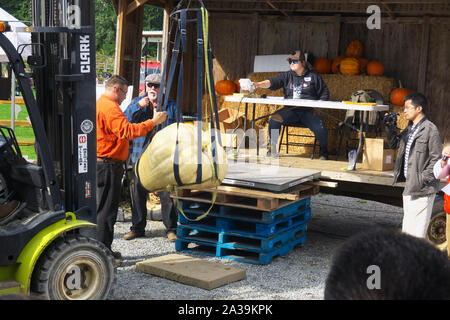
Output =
[{"x1": 0, "y1": 0, "x2": 115, "y2": 299}]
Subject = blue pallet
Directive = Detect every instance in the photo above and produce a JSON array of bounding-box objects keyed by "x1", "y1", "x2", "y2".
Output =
[
  {"x1": 177, "y1": 222, "x2": 307, "y2": 252},
  {"x1": 175, "y1": 231, "x2": 306, "y2": 265},
  {"x1": 178, "y1": 207, "x2": 311, "y2": 237},
  {"x1": 179, "y1": 198, "x2": 310, "y2": 224}
]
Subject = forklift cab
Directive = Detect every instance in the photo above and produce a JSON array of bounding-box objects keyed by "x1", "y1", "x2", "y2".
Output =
[{"x1": 0, "y1": 0, "x2": 114, "y2": 300}]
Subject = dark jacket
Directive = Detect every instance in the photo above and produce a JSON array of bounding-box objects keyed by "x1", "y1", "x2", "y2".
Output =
[
  {"x1": 269, "y1": 69, "x2": 329, "y2": 111},
  {"x1": 386, "y1": 117, "x2": 442, "y2": 197}
]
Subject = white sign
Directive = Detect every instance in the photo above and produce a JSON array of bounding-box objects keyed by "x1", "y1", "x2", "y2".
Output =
[{"x1": 78, "y1": 134, "x2": 88, "y2": 173}]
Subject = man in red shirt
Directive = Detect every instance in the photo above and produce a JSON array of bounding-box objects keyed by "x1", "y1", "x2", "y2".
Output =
[{"x1": 96, "y1": 75, "x2": 167, "y2": 261}]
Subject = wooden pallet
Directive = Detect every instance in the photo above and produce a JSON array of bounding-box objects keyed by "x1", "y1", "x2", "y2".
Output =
[{"x1": 171, "y1": 184, "x2": 319, "y2": 211}]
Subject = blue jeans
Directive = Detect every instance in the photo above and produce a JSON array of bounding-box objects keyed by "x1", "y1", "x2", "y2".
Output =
[{"x1": 268, "y1": 107, "x2": 328, "y2": 154}]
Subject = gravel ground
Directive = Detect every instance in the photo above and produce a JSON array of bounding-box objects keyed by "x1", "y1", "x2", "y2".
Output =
[{"x1": 109, "y1": 193, "x2": 403, "y2": 300}]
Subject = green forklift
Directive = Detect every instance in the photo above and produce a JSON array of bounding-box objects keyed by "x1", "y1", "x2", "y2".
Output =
[{"x1": 0, "y1": 0, "x2": 115, "y2": 299}]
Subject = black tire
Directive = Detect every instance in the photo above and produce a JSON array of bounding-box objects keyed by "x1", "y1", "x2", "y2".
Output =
[{"x1": 31, "y1": 234, "x2": 115, "y2": 300}]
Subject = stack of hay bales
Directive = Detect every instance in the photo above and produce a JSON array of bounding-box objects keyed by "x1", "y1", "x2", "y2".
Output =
[{"x1": 219, "y1": 72, "x2": 396, "y2": 157}]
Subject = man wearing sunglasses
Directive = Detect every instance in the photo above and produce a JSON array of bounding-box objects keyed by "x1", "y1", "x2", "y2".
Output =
[
  {"x1": 254, "y1": 50, "x2": 330, "y2": 159},
  {"x1": 123, "y1": 73, "x2": 179, "y2": 242}
]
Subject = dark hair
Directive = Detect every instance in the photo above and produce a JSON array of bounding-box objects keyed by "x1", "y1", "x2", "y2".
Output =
[
  {"x1": 325, "y1": 228, "x2": 450, "y2": 300},
  {"x1": 105, "y1": 74, "x2": 128, "y2": 90},
  {"x1": 404, "y1": 92, "x2": 427, "y2": 114}
]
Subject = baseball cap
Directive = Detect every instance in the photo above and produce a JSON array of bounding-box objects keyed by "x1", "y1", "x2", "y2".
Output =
[
  {"x1": 286, "y1": 50, "x2": 305, "y2": 63},
  {"x1": 145, "y1": 73, "x2": 162, "y2": 84}
]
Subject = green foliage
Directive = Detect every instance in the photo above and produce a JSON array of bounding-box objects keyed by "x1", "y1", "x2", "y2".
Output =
[{"x1": 0, "y1": 1, "x2": 31, "y2": 23}]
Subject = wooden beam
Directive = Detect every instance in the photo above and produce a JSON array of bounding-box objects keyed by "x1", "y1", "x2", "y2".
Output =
[
  {"x1": 379, "y1": 0, "x2": 396, "y2": 20},
  {"x1": 126, "y1": 0, "x2": 150, "y2": 15},
  {"x1": 114, "y1": 0, "x2": 127, "y2": 75},
  {"x1": 265, "y1": 0, "x2": 289, "y2": 17}
]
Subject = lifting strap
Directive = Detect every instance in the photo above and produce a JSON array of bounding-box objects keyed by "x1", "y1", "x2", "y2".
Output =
[{"x1": 157, "y1": 3, "x2": 223, "y2": 221}]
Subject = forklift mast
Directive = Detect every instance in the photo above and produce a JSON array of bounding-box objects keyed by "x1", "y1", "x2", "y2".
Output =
[{"x1": 31, "y1": 0, "x2": 97, "y2": 221}]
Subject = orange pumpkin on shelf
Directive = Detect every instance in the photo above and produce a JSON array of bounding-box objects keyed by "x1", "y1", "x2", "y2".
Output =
[
  {"x1": 390, "y1": 88, "x2": 414, "y2": 106},
  {"x1": 339, "y1": 57, "x2": 360, "y2": 75},
  {"x1": 366, "y1": 61, "x2": 385, "y2": 76},
  {"x1": 345, "y1": 40, "x2": 363, "y2": 58},
  {"x1": 358, "y1": 58, "x2": 369, "y2": 73},
  {"x1": 331, "y1": 56, "x2": 345, "y2": 74},
  {"x1": 313, "y1": 57, "x2": 332, "y2": 74},
  {"x1": 214, "y1": 80, "x2": 237, "y2": 95},
  {"x1": 234, "y1": 78, "x2": 241, "y2": 93}
]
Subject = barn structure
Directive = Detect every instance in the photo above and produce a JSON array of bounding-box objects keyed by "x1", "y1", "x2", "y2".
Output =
[{"x1": 110, "y1": 0, "x2": 449, "y2": 206}]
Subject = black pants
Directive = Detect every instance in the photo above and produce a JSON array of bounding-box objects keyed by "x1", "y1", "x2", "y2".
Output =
[
  {"x1": 130, "y1": 164, "x2": 178, "y2": 235},
  {"x1": 96, "y1": 161, "x2": 125, "y2": 250}
]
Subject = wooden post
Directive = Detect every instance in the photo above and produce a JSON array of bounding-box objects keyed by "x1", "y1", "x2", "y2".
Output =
[{"x1": 114, "y1": 0, "x2": 127, "y2": 75}]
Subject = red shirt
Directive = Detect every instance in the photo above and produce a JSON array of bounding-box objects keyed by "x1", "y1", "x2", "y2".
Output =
[{"x1": 96, "y1": 94, "x2": 154, "y2": 161}]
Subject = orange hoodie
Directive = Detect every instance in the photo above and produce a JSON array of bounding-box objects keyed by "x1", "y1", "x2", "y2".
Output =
[{"x1": 96, "y1": 94, "x2": 154, "y2": 161}]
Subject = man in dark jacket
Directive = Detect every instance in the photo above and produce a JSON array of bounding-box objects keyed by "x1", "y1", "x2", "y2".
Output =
[
  {"x1": 386, "y1": 92, "x2": 442, "y2": 238},
  {"x1": 253, "y1": 50, "x2": 330, "y2": 159}
]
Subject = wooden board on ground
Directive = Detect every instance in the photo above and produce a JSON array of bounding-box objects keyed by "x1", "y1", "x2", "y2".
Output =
[
  {"x1": 172, "y1": 184, "x2": 319, "y2": 211},
  {"x1": 135, "y1": 254, "x2": 246, "y2": 290}
]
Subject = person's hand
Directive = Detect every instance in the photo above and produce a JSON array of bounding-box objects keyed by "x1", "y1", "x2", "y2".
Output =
[
  {"x1": 152, "y1": 111, "x2": 167, "y2": 126},
  {"x1": 441, "y1": 145, "x2": 450, "y2": 168},
  {"x1": 138, "y1": 94, "x2": 150, "y2": 108},
  {"x1": 253, "y1": 82, "x2": 259, "y2": 89}
]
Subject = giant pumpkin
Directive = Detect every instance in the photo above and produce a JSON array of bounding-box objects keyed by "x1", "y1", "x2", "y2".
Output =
[
  {"x1": 215, "y1": 80, "x2": 237, "y2": 95},
  {"x1": 339, "y1": 57, "x2": 360, "y2": 75},
  {"x1": 137, "y1": 123, "x2": 228, "y2": 192}
]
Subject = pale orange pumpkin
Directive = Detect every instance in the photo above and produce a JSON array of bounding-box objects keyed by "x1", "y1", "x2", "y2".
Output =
[
  {"x1": 339, "y1": 57, "x2": 360, "y2": 75},
  {"x1": 390, "y1": 88, "x2": 414, "y2": 106},
  {"x1": 345, "y1": 40, "x2": 363, "y2": 58},
  {"x1": 331, "y1": 56, "x2": 345, "y2": 74},
  {"x1": 366, "y1": 61, "x2": 385, "y2": 76},
  {"x1": 313, "y1": 57, "x2": 332, "y2": 74},
  {"x1": 215, "y1": 80, "x2": 237, "y2": 95}
]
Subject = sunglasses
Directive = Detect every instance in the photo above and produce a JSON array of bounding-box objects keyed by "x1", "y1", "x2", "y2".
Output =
[
  {"x1": 288, "y1": 59, "x2": 299, "y2": 65},
  {"x1": 146, "y1": 82, "x2": 160, "y2": 89}
]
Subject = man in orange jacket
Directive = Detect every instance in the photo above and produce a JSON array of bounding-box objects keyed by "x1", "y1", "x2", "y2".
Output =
[{"x1": 96, "y1": 75, "x2": 167, "y2": 260}]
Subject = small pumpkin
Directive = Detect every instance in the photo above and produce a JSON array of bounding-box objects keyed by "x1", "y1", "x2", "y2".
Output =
[
  {"x1": 345, "y1": 40, "x2": 363, "y2": 58},
  {"x1": 313, "y1": 57, "x2": 332, "y2": 74},
  {"x1": 234, "y1": 78, "x2": 241, "y2": 93},
  {"x1": 358, "y1": 58, "x2": 369, "y2": 73},
  {"x1": 331, "y1": 56, "x2": 345, "y2": 74},
  {"x1": 339, "y1": 57, "x2": 360, "y2": 75},
  {"x1": 215, "y1": 80, "x2": 237, "y2": 95},
  {"x1": 366, "y1": 61, "x2": 385, "y2": 76},
  {"x1": 390, "y1": 88, "x2": 414, "y2": 106}
]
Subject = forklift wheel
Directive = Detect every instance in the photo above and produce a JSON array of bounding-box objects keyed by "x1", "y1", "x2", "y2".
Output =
[
  {"x1": 426, "y1": 211, "x2": 447, "y2": 251},
  {"x1": 31, "y1": 234, "x2": 115, "y2": 300}
]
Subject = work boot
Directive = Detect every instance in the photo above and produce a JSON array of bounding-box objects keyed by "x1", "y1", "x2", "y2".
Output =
[
  {"x1": 111, "y1": 251, "x2": 122, "y2": 267},
  {"x1": 319, "y1": 148, "x2": 329, "y2": 160},
  {"x1": 123, "y1": 231, "x2": 145, "y2": 240},
  {"x1": 167, "y1": 232, "x2": 177, "y2": 242},
  {"x1": 0, "y1": 200, "x2": 21, "y2": 225}
]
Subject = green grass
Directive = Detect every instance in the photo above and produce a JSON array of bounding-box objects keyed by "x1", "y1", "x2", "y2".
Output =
[{"x1": 0, "y1": 103, "x2": 36, "y2": 160}]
